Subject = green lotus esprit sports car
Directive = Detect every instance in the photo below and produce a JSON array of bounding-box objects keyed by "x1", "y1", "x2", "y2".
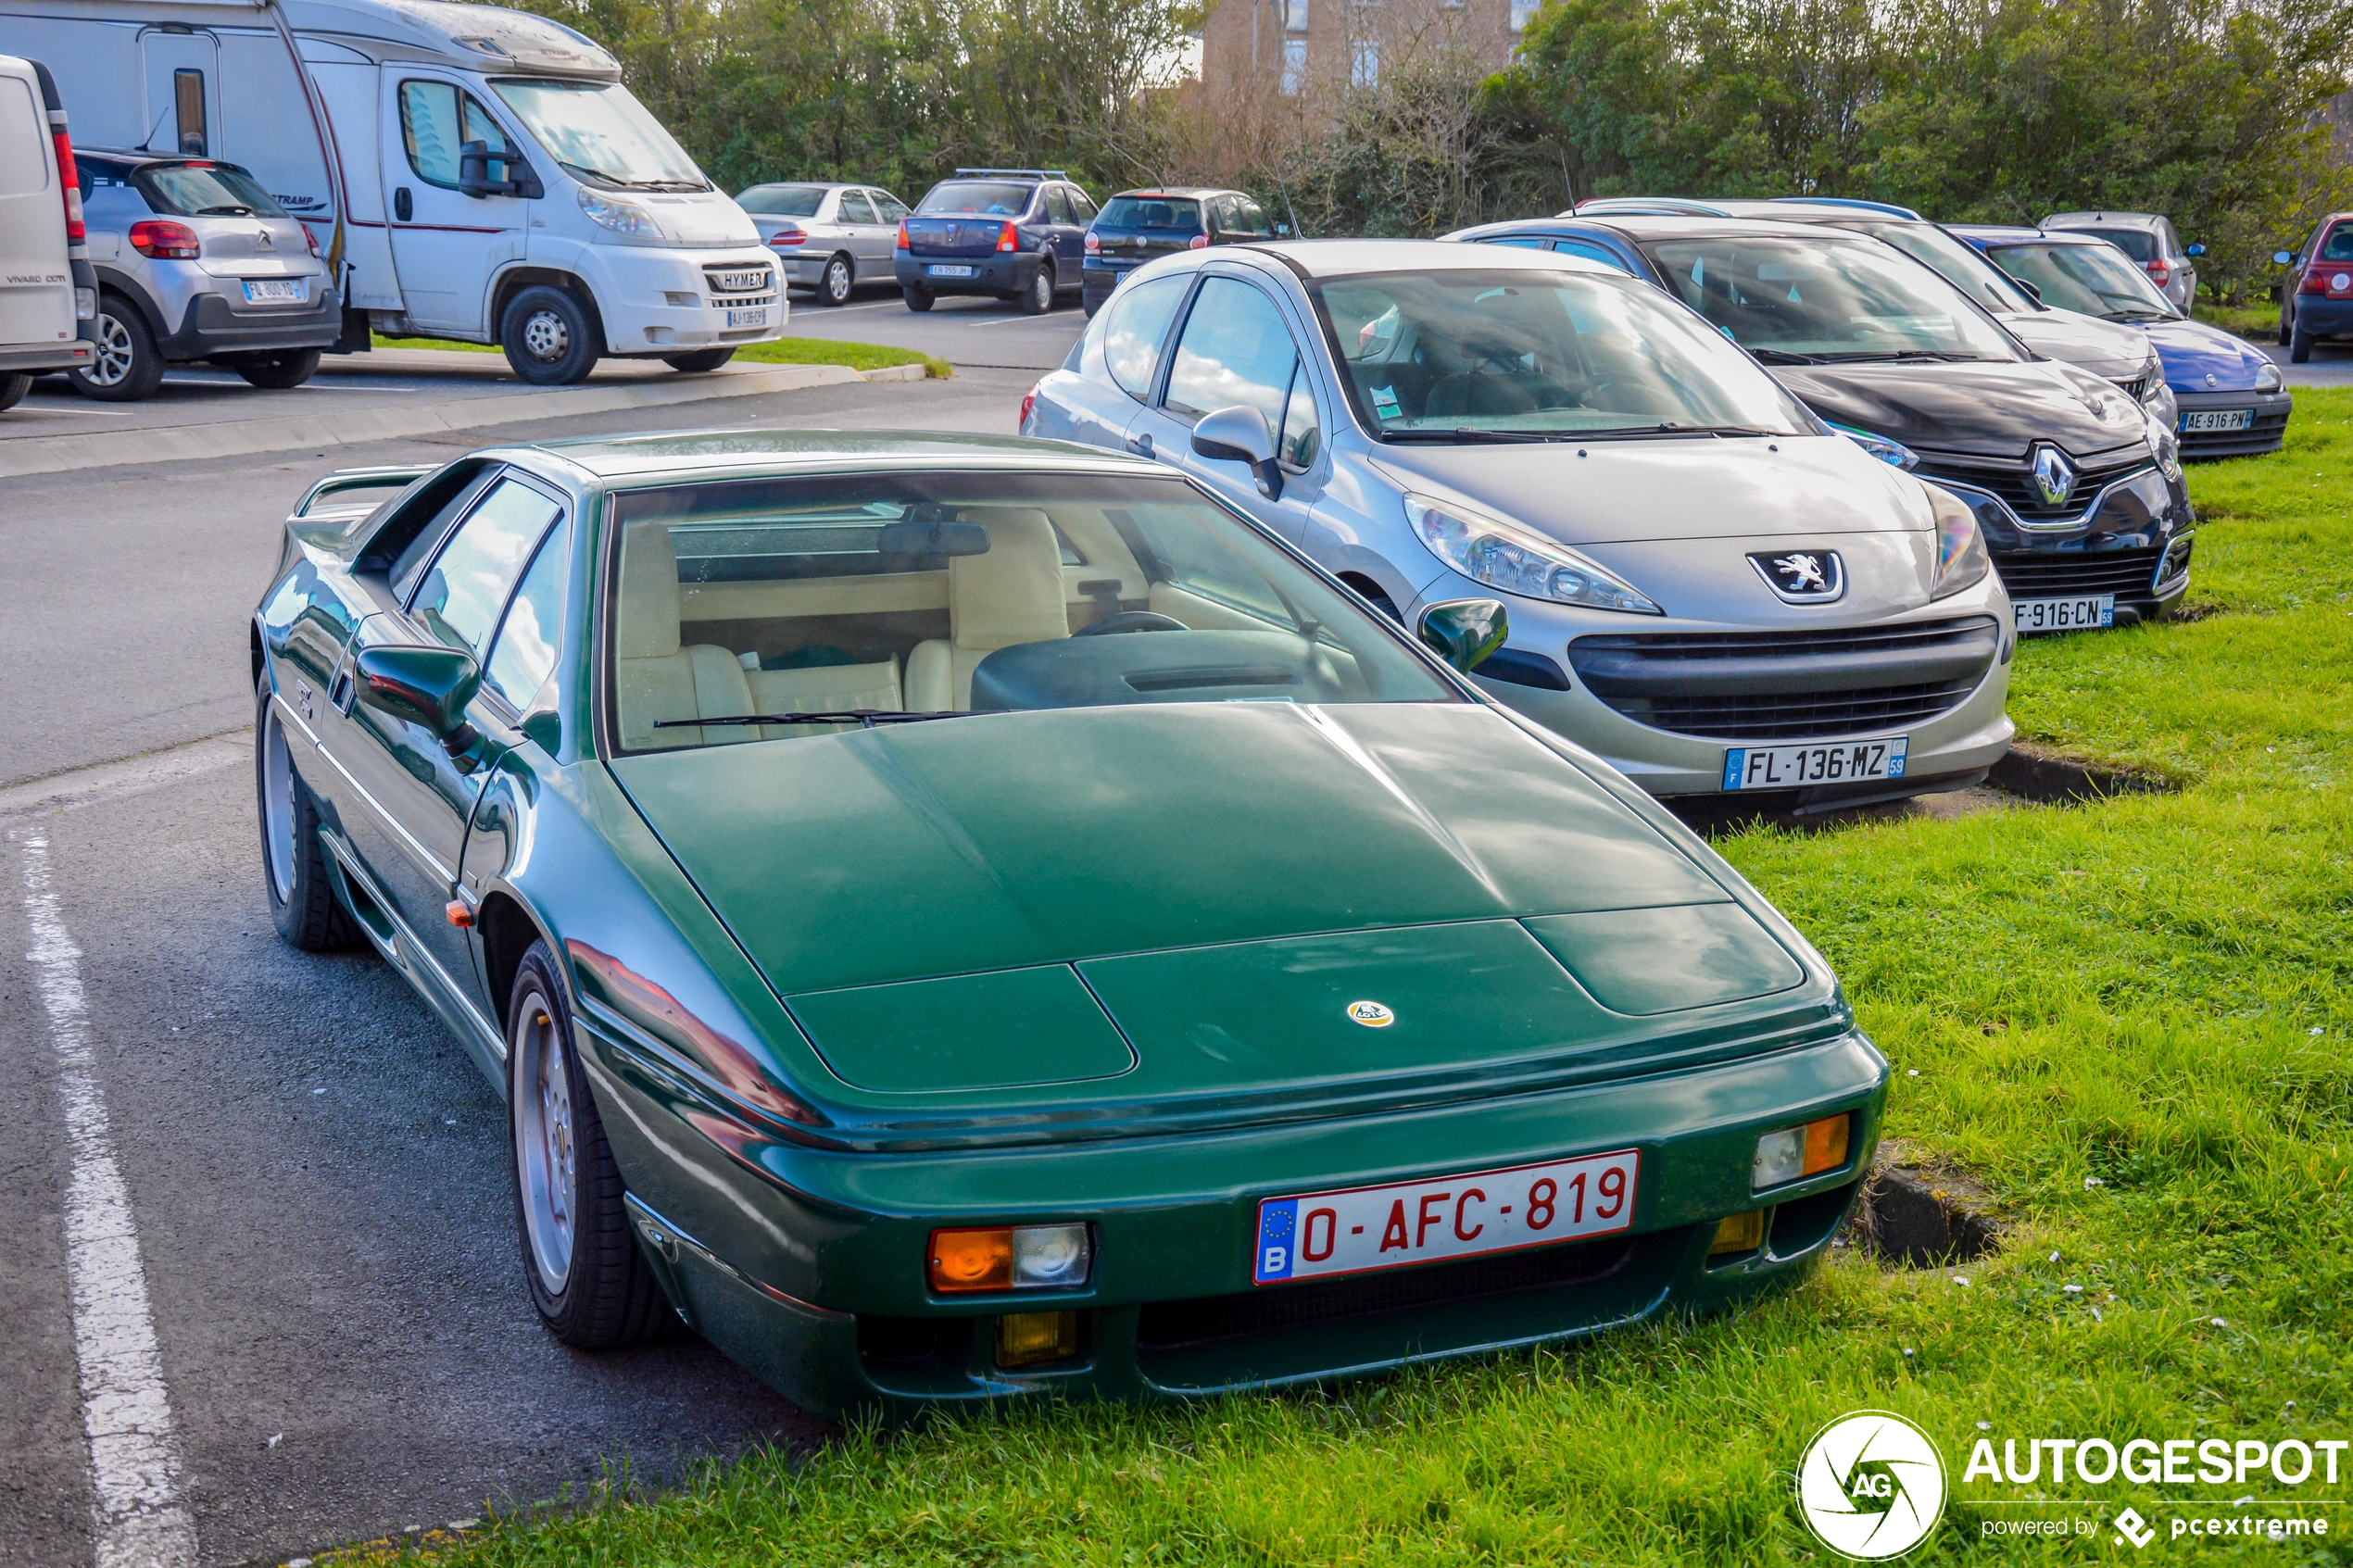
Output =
[{"x1": 251, "y1": 430, "x2": 1887, "y2": 1416}]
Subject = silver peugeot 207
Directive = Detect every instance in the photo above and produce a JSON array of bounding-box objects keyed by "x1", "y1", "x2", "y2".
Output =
[{"x1": 1022, "y1": 239, "x2": 2018, "y2": 809}]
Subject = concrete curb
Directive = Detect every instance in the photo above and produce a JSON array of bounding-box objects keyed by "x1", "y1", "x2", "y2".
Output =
[{"x1": 0, "y1": 360, "x2": 923, "y2": 480}]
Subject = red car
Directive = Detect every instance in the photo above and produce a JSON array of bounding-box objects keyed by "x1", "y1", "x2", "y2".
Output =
[{"x1": 2276, "y1": 212, "x2": 2353, "y2": 363}]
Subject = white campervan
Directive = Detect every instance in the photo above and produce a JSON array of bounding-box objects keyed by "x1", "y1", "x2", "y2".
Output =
[
  {"x1": 3, "y1": 0, "x2": 786, "y2": 383},
  {"x1": 0, "y1": 53, "x2": 97, "y2": 408}
]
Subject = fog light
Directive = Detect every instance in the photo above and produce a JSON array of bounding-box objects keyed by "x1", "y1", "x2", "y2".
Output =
[
  {"x1": 1709, "y1": 1210, "x2": 1766, "y2": 1256},
  {"x1": 1753, "y1": 1113, "x2": 1852, "y2": 1190},
  {"x1": 995, "y1": 1310, "x2": 1078, "y2": 1368},
  {"x1": 928, "y1": 1223, "x2": 1092, "y2": 1293}
]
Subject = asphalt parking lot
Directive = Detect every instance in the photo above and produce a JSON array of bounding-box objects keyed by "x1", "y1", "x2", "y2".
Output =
[
  {"x1": 0, "y1": 366, "x2": 1025, "y2": 1568},
  {"x1": 773, "y1": 285, "x2": 1087, "y2": 369}
]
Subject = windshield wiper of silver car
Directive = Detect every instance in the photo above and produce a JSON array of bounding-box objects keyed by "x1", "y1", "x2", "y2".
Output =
[
  {"x1": 655, "y1": 710, "x2": 964, "y2": 729},
  {"x1": 1822, "y1": 350, "x2": 1990, "y2": 363},
  {"x1": 195, "y1": 204, "x2": 253, "y2": 215},
  {"x1": 1745, "y1": 347, "x2": 1831, "y2": 365}
]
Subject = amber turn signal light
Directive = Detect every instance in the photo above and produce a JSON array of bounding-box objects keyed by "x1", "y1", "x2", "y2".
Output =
[
  {"x1": 927, "y1": 1223, "x2": 1091, "y2": 1294},
  {"x1": 1708, "y1": 1210, "x2": 1766, "y2": 1256},
  {"x1": 1752, "y1": 1112, "x2": 1853, "y2": 1189}
]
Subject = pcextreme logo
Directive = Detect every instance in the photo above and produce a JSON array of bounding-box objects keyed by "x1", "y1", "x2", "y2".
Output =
[{"x1": 1796, "y1": 1411, "x2": 1948, "y2": 1560}]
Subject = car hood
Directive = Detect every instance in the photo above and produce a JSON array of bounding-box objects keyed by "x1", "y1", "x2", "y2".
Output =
[
  {"x1": 1770, "y1": 359, "x2": 2146, "y2": 460},
  {"x1": 1365, "y1": 432, "x2": 1932, "y2": 547},
  {"x1": 2143, "y1": 316, "x2": 2277, "y2": 392},
  {"x1": 613, "y1": 701, "x2": 1730, "y2": 999},
  {"x1": 637, "y1": 191, "x2": 761, "y2": 246},
  {"x1": 1996, "y1": 308, "x2": 2154, "y2": 382}
]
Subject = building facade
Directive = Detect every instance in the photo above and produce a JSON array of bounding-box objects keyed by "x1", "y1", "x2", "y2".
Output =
[{"x1": 1200, "y1": 0, "x2": 1540, "y2": 101}]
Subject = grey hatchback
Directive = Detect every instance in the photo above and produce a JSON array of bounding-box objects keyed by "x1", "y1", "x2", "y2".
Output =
[{"x1": 73, "y1": 149, "x2": 339, "y2": 399}]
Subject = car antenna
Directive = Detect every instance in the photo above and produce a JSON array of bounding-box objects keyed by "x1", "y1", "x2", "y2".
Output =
[{"x1": 134, "y1": 103, "x2": 171, "y2": 153}]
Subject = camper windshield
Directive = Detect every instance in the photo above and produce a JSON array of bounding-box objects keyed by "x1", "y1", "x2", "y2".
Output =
[{"x1": 491, "y1": 80, "x2": 706, "y2": 191}]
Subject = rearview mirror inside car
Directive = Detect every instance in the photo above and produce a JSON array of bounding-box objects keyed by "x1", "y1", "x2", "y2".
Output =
[
  {"x1": 1416, "y1": 598, "x2": 1509, "y2": 675},
  {"x1": 879, "y1": 519, "x2": 991, "y2": 557},
  {"x1": 1190, "y1": 406, "x2": 1284, "y2": 500},
  {"x1": 355, "y1": 645, "x2": 483, "y2": 757}
]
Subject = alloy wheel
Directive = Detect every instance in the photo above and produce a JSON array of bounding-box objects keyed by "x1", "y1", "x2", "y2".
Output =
[
  {"x1": 84, "y1": 312, "x2": 135, "y2": 387},
  {"x1": 512, "y1": 989, "x2": 577, "y2": 1294},
  {"x1": 824, "y1": 257, "x2": 852, "y2": 305},
  {"x1": 261, "y1": 707, "x2": 296, "y2": 904},
  {"x1": 521, "y1": 309, "x2": 570, "y2": 364}
]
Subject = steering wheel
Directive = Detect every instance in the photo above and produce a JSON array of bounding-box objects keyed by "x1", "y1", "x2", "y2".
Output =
[{"x1": 1074, "y1": 611, "x2": 1189, "y2": 637}]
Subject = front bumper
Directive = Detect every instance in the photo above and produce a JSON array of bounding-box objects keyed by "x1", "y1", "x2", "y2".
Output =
[
  {"x1": 591, "y1": 1022, "x2": 1888, "y2": 1418},
  {"x1": 587, "y1": 246, "x2": 786, "y2": 353},
  {"x1": 161, "y1": 285, "x2": 342, "y2": 359},
  {"x1": 897, "y1": 252, "x2": 1038, "y2": 295},
  {"x1": 1929, "y1": 462, "x2": 2196, "y2": 626},
  {"x1": 2173, "y1": 387, "x2": 2292, "y2": 460}
]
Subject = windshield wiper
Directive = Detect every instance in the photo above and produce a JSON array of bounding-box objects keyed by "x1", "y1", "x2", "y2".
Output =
[
  {"x1": 196, "y1": 204, "x2": 253, "y2": 215},
  {"x1": 559, "y1": 159, "x2": 633, "y2": 188},
  {"x1": 1821, "y1": 349, "x2": 1989, "y2": 363},
  {"x1": 1746, "y1": 347, "x2": 1830, "y2": 365},
  {"x1": 1382, "y1": 428, "x2": 1571, "y2": 444},
  {"x1": 654, "y1": 710, "x2": 963, "y2": 729}
]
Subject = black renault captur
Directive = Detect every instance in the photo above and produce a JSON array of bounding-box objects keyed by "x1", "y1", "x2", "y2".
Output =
[{"x1": 1448, "y1": 214, "x2": 2196, "y2": 633}]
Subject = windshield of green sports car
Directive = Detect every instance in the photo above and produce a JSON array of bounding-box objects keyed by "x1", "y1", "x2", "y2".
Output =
[
  {"x1": 1981, "y1": 242, "x2": 2178, "y2": 322},
  {"x1": 1642, "y1": 235, "x2": 2023, "y2": 366},
  {"x1": 1313, "y1": 268, "x2": 1817, "y2": 439},
  {"x1": 606, "y1": 471, "x2": 1456, "y2": 751}
]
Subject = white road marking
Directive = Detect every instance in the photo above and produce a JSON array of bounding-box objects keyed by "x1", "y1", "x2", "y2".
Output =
[
  {"x1": 16, "y1": 833, "x2": 197, "y2": 1568},
  {"x1": 0, "y1": 732, "x2": 250, "y2": 824}
]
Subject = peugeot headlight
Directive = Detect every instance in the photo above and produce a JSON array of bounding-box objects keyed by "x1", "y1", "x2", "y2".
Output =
[
  {"x1": 1923, "y1": 482, "x2": 1990, "y2": 601},
  {"x1": 1829, "y1": 423, "x2": 1919, "y2": 470},
  {"x1": 2256, "y1": 361, "x2": 2284, "y2": 393},
  {"x1": 1403, "y1": 494, "x2": 1661, "y2": 614},
  {"x1": 577, "y1": 186, "x2": 661, "y2": 239}
]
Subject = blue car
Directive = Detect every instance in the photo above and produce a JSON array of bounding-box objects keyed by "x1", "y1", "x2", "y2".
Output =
[
  {"x1": 895, "y1": 169, "x2": 1096, "y2": 315},
  {"x1": 1955, "y1": 226, "x2": 2291, "y2": 460}
]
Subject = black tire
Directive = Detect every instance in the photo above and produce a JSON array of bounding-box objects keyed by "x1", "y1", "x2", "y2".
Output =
[
  {"x1": 69, "y1": 295, "x2": 167, "y2": 401},
  {"x1": 0, "y1": 370, "x2": 30, "y2": 411},
  {"x1": 818, "y1": 254, "x2": 854, "y2": 307},
  {"x1": 1019, "y1": 259, "x2": 1054, "y2": 315},
  {"x1": 507, "y1": 942, "x2": 673, "y2": 1348},
  {"x1": 256, "y1": 671, "x2": 361, "y2": 952},
  {"x1": 2278, "y1": 307, "x2": 2292, "y2": 346},
  {"x1": 902, "y1": 283, "x2": 935, "y2": 312},
  {"x1": 499, "y1": 284, "x2": 600, "y2": 385},
  {"x1": 661, "y1": 347, "x2": 735, "y2": 373},
  {"x1": 229, "y1": 348, "x2": 322, "y2": 390},
  {"x1": 2290, "y1": 325, "x2": 2313, "y2": 364}
]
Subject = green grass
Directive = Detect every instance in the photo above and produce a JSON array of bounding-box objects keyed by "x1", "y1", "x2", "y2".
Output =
[
  {"x1": 368, "y1": 332, "x2": 949, "y2": 378},
  {"x1": 2194, "y1": 303, "x2": 2281, "y2": 343},
  {"x1": 398, "y1": 398, "x2": 2353, "y2": 1567}
]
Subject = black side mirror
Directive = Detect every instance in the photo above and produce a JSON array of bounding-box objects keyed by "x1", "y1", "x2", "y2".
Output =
[
  {"x1": 356, "y1": 645, "x2": 482, "y2": 756},
  {"x1": 1190, "y1": 405, "x2": 1285, "y2": 499},
  {"x1": 459, "y1": 140, "x2": 538, "y2": 199},
  {"x1": 1416, "y1": 598, "x2": 1508, "y2": 674}
]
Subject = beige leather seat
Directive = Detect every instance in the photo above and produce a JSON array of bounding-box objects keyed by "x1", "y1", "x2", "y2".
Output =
[
  {"x1": 905, "y1": 508, "x2": 1072, "y2": 711},
  {"x1": 615, "y1": 522, "x2": 759, "y2": 749}
]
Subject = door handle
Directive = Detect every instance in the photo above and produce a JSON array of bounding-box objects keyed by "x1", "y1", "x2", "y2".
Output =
[
  {"x1": 393, "y1": 186, "x2": 412, "y2": 223},
  {"x1": 1125, "y1": 432, "x2": 1154, "y2": 458}
]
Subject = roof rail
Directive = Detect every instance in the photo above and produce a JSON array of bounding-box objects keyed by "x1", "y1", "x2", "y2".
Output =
[
  {"x1": 1570, "y1": 197, "x2": 1733, "y2": 218},
  {"x1": 953, "y1": 168, "x2": 1068, "y2": 181},
  {"x1": 1770, "y1": 195, "x2": 1922, "y2": 220}
]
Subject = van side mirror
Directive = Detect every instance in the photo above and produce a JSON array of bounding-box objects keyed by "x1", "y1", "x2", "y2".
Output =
[
  {"x1": 2274, "y1": 250, "x2": 2296, "y2": 266},
  {"x1": 356, "y1": 645, "x2": 482, "y2": 756},
  {"x1": 1190, "y1": 405, "x2": 1285, "y2": 499},
  {"x1": 459, "y1": 141, "x2": 540, "y2": 200},
  {"x1": 1416, "y1": 598, "x2": 1508, "y2": 674},
  {"x1": 2185, "y1": 244, "x2": 2205, "y2": 257}
]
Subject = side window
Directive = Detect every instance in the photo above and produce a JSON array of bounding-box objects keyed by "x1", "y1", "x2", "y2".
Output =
[
  {"x1": 1239, "y1": 198, "x2": 1272, "y2": 238},
  {"x1": 409, "y1": 479, "x2": 564, "y2": 659},
  {"x1": 875, "y1": 192, "x2": 909, "y2": 222},
  {"x1": 399, "y1": 81, "x2": 513, "y2": 188},
  {"x1": 1101, "y1": 272, "x2": 1190, "y2": 401},
  {"x1": 1164, "y1": 277, "x2": 1315, "y2": 471},
  {"x1": 1279, "y1": 365, "x2": 1320, "y2": 471},
  {"x1": 484, "y1": 517, "x2": 571, "y2": 709},
  {"x1": 1068, "y1": 188, "x2": 1098, "y2": 223},
  {"x1": 1556, "y1": 238, "x2": 1634, "y2": 273},
  {"x1": 1044, "y1": 186, "x2": 1075, "y2": 225},
  {"x1": 838, "y1": 191, "x2": 876, "y2": 224},
  {"x1": 1489, "y1": 235, "x2": 1552, "y2": 250}
]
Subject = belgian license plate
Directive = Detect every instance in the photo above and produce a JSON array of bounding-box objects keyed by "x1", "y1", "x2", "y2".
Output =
[
  {"x1": 927, "y1": 263, "x2": 976, "y2": 278},
  {"x1": 2014, "y1": 595, "x2": 2114, "y2": 633},
  {"x1": 724, "y1": 307, "x2": 768, "y2": 329},
  {"x1": 1722, "y1": 736, "x2": 1906, "y2": 792},
  {"x1": 2180, "y1": 408, "x2": 2253, "y2": 433},
  {"x1": 1252, "y1": 1149, "x2": 1639, "y2": 1285},
  {"x1": 242, "y1": 279, "x2": 303, "y2": 303}
]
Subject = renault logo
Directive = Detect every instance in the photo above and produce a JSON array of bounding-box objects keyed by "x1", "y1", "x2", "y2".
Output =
[
  {"x1": 2031, "y1": 445, "x2": 2078, "y2": 508},
  {"x1": 1748, "y1": 549, "x2": 1845, "y2": 604}
]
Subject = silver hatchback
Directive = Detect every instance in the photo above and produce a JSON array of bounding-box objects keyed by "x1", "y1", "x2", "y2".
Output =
[
  {"x1": 73, "y1": 149, "x2": 339, "y2": 399},
  {"x1": 737, "y1": 182, "x2": 910, "y2": 307},
  {"x1": 1024, "y1": 241, "x2": 2016, "y2": 810}
]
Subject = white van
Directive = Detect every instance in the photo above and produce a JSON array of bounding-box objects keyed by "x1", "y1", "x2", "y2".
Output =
[
  {"x1": 0, "y1": 53, "x2": 96, "y2": 408},
  {"x1": 3, "y1": 0, "x2": 785, "y2": 383}
]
